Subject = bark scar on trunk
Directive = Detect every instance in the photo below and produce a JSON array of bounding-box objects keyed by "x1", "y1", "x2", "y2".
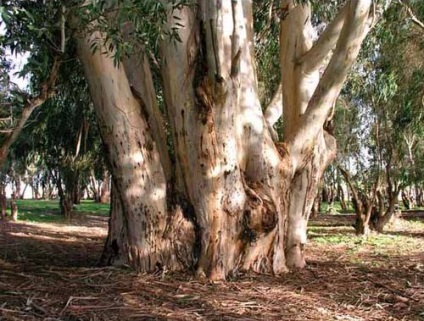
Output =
[{"x1": 243, "y1": 181, "x2": 278, "y2": 236}]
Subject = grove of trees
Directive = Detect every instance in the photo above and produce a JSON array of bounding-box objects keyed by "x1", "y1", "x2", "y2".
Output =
[{"x1": 0, "y1": 0, "x2": 423, "y2": 280}]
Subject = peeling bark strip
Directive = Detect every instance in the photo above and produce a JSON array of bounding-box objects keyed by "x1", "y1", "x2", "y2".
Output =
[{"x1": 73, "y1": 0, "x2": 391, "y2": 280}]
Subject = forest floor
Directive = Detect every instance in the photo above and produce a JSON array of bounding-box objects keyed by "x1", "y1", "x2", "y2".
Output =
[{"x1": 0, "y1": 201, "x2": 423, "y2": 321}]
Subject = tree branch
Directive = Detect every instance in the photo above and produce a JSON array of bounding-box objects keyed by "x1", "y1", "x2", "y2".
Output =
[
  {"x1": 399, "y1": 0, "x2": 424, "y2": 31},
  {"x1": 61, "y1": 5, "x2": 67, "y2": 53},
  {"x1": 338, "y1": 165, "x2": 363, "y2": 214},
  {"x1": 0, "y1": 57, "x2": 61, "y2": 167},
  {"x1": 288, "y1": 0, "x2": 372, "y2": 171},
  {"x1": 298, "y1": 2, "x2": 350, "y2": 72},
  {"x1": 264, "y1": 82, "x2": 282, "y2": 141}
]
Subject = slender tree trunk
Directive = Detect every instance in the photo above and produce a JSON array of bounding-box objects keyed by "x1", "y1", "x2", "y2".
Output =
[
  {"x1": 72, "y1": 177, "x2": 84, "y2": 205},
  {"x1": 100, "y1": 170, "x2": 110, "y2": 204},
  {"x1": 0, "y1": 185, "x2": 6, "y2": 220},
  {"x1": 322, "y1": 186, "x2": 330, "y2": 203},
  {"x1": 58, "y1": 184, "x2": 73, "y2": 218},
  {"x1": 20, "y1": 182, "x2": 28, "y2": 199},
  {"x1": 15, "y1": 178, "x2": 21, "y2": 201},
  {"x1": 89, "y1": 173, "x2": 101, "y2": 203},
  {"x1": 0, "y1": 60, "x2": 61, "y2": 168},
  {"x1": 401, "y1": 190, "x2": 411, "y2": 210},
  {"x1": 42, "y1": 173, "x2": 54, "y2": 200},
  {"x1": 338, "y1": 184, "x2": 347, "y2": 211},
  {"x1": 10, "y1": 192, "x2": 18, "y2": 221},
  {"x1": 326, "y1": 185, "x2": 336, "y2": 214},
  {"x1": 416, "y1": 187, "x2": 424, "y2": 207},
  {"x1": 310, "y1": 193, "x2": 322, "y2": 218}
]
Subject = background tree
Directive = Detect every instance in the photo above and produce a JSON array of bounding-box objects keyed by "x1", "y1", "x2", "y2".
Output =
[
  {"x1": 335, "y1": 0, "x2": 424, "y2": 234},
  {"x1": 0, "y1": 1, "x2": 63, "y2": 167},
  {"x1": 16, "y1": 59, "x2": 104, "y2": 216}
]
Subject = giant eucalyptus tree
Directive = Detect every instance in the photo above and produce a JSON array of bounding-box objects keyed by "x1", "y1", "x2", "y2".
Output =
[
  {"x1": 74, "y1": 0, "x2": 392, "y2": 279},
  {"x1": 2, "y1": 0, "x2": 392, "y2": 279}
]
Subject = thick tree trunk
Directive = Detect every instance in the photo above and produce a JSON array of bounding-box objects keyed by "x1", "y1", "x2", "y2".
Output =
[
  {"x1": 99, "y1": 182, "x2": 127, "y2": 266},
  {"x1": 160, "y1": 1, "x2": 303, "y2": 278},
  {"x1": 77, "y1": 27, "x2": 194, "y2": 272},
  {"x1": 75, "y1": 0, "x2": 383, "y2": 279},
  {"x1": 285, "y1": 133, "x2": 336, "y2": 268},
  {"x1": 161, "y1": 3, "x2": 251, "y2": 278}
]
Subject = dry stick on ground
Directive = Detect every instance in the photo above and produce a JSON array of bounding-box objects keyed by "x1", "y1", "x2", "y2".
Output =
[
  {"x1": 398, "y1": 0, "x2": 424, "y2": 31},
  {"x1": 0, "y1": 57, "x2": 61, "y2": 167}
]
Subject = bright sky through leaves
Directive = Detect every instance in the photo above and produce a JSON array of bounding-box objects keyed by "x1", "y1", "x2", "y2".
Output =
[{"x1": 0, "y1": 18, "x2": 29, "y2": 90}]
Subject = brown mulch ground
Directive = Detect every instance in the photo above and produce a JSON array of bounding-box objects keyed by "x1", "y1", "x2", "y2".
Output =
[{"x1": 0, "y1": 213, "x2": 423, "y2": 321}]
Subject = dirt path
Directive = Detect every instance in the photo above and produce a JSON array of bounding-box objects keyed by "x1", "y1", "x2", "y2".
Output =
[{"x1": 0, "y1": 214, "x2": 423, "y2": 321}]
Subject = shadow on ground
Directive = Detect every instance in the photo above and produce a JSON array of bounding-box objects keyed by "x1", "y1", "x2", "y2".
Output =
[{"x1": 0, "y1": 213, "x2": 423, "y2": 321}]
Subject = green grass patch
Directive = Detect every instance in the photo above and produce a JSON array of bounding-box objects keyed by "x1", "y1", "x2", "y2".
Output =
[
  {"x1": 320, "y1": 201, "x2": 354, "y2": 214},
  {"x1": 73, "y1": 200, "x2": 110, "y2": 216},
  {"x1": 312, "y1": 234, "x2": 354, "y2": 245},
  {"x1": 11, "y1": 199, "x2": 110, "y2": 223},
  {"x1": 320, "y1": 202, "x2": 424, "y2": 214}
]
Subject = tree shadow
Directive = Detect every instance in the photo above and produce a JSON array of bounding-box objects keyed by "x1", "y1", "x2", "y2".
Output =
[
  {"x1": 309, "y1": 214, "x2": 356, "y2": 227},
  {"x1": 382, "y1": 230, "x2": 424, "y2": 239},
  {"x1": 0, "y1": 215, "x2": 422, "y2": 321},
  {"x1": 0, "y1": 219, "x2": 107, "y2": 268}
]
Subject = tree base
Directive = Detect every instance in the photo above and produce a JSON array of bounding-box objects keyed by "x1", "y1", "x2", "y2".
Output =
[{"x1": 286, "y1": 244, "x2": 306, "y2": 269}]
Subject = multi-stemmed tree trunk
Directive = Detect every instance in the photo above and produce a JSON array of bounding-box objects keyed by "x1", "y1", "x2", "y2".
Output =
[
  {"x1": 374, "y1": 163, "x2": 402, "y2": 232},
  {"x1": 89, "y1": 169, "x2": 111, "y2": 204},
  {"x1": 339, "y1": 166, "x2": 378, "y2": 235},
  {"x1": 77, "y1": 0, "x2": 387, "y2": 279}
]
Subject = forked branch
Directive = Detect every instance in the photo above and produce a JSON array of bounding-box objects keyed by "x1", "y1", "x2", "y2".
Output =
[
  {"x1": 0, "y1": 57, "x2": 61, "y2": 167},
  {"x1": 298, "y1": 1, "x2": 350, "y2": 72},
  {"x1": 264, "y1": 82, "x2": 282, "y2": 141},
  {"x1": 398, "y1": 0, "x2": 424, "y2": 31},
  {"x1": 288, "y1": 0, "x2": 372, "y2": 171}
]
